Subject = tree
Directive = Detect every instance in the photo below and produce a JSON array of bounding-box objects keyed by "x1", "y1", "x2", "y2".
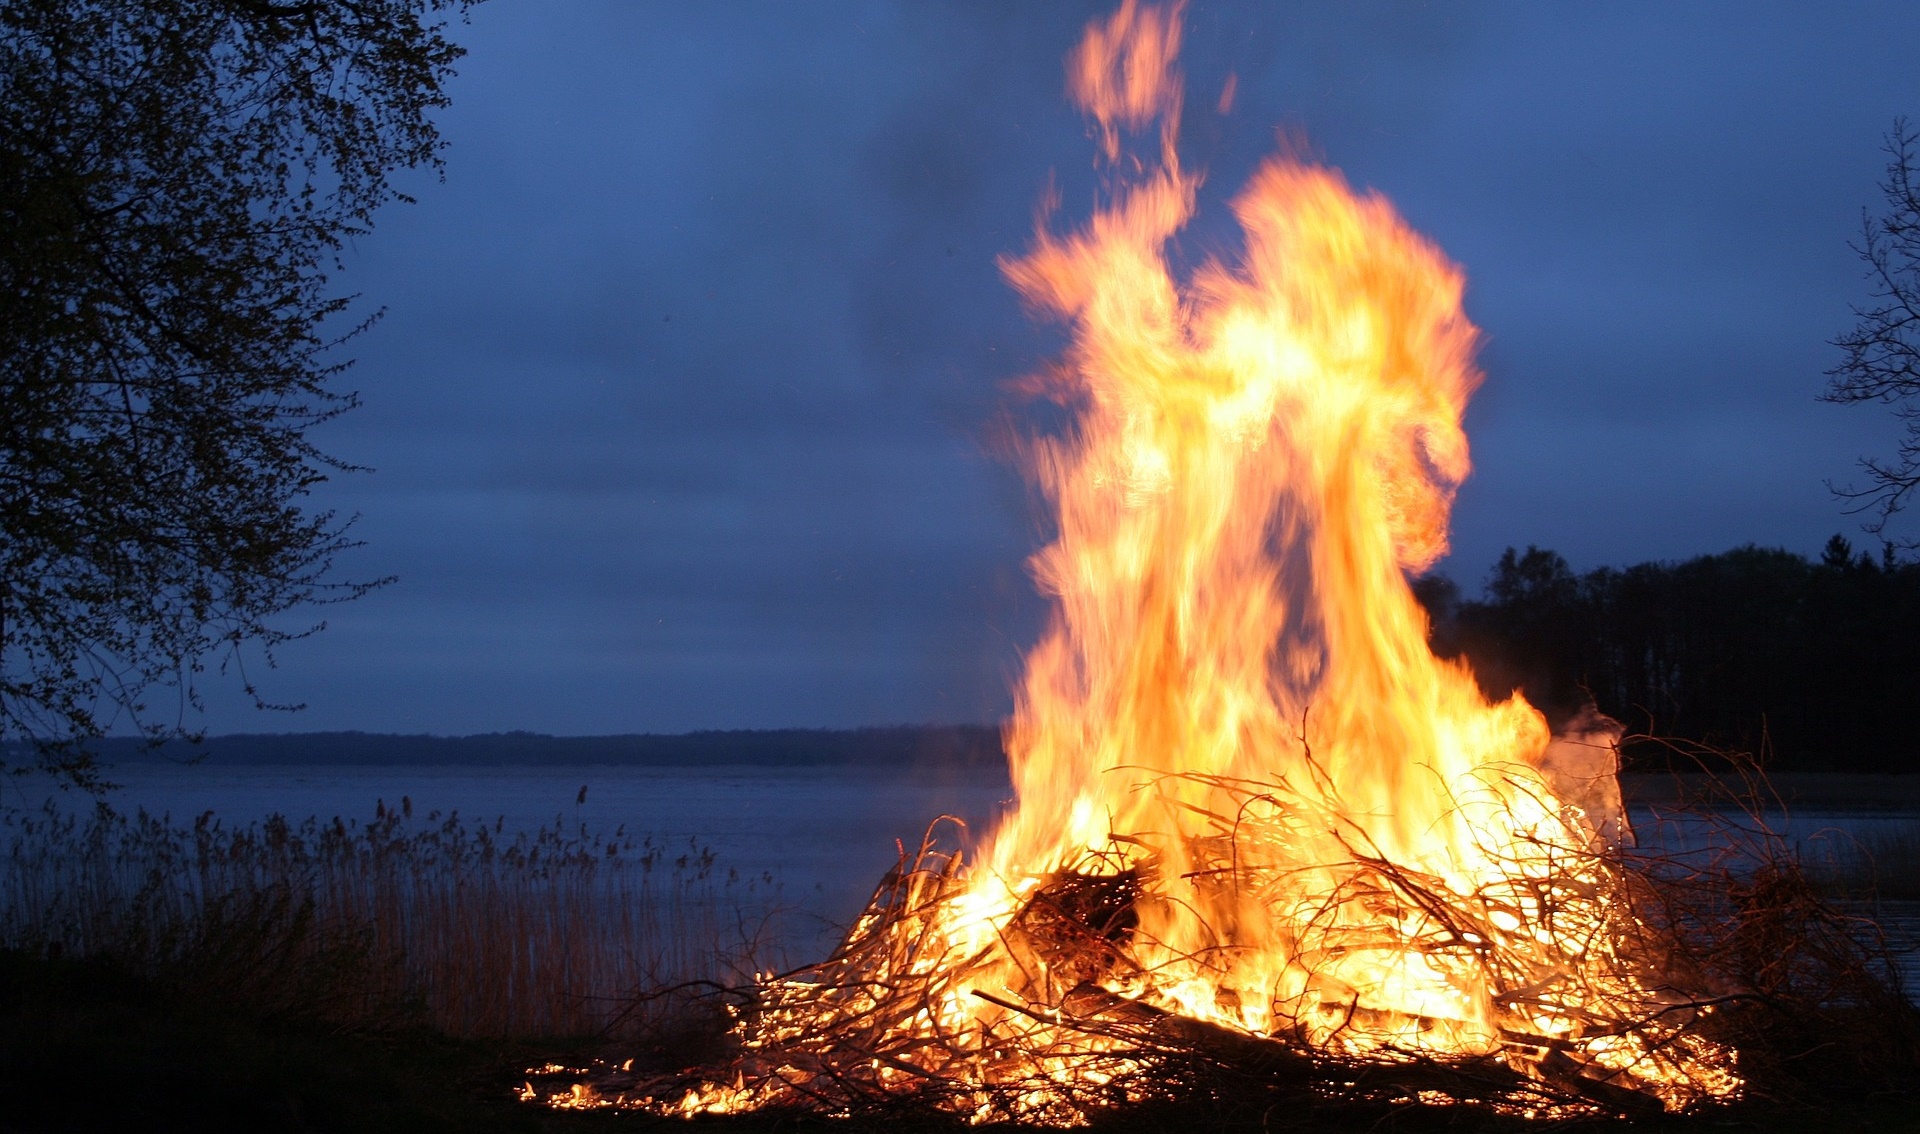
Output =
[
  {"x1": 1826, "y1": 117, "x2": 1920, "y2": 549},
  {"x1": 1415, "y1": 543, "x2": 1920, "y2": 772},
  {"x1": 0, "y1": 0, "x2": 476, "y2": 787}
]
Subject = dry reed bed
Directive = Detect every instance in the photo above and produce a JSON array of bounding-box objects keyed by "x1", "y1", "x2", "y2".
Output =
[
  {"x1": 1785, "y1": 822, "x2": 1920, "y2": 903},
  {"x1": 0, "y1": 799, "x2": 785, "y2": 1037}
]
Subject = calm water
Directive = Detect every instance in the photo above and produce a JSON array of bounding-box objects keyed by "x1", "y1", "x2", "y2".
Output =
[
  {"x1": 16, "y1": 763, "x2": 1916, "y2": 986},
  {"x1": 15, "y1": 763, "x2": 1016, "y2": 937}
]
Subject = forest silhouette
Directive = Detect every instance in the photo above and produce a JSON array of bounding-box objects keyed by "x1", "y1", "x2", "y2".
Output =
[
  {"x1": 1418, "y1": 538, "x2": 1920, "y2": 772},
  {"x1": 53, "y1": 540, "x2": 1920, "y2": 778}
]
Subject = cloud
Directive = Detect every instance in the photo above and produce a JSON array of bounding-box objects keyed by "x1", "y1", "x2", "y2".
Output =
[{"x1": 198, "y1": 0, "x2": 1920, "y2": 734}]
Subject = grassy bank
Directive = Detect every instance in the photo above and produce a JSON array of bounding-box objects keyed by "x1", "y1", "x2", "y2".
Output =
[
  {"x1": 0, "y1": 801, "x2": 784, "y2": 1038},
  {"x1": 6, "y1": 941, "x2": 1920, "y2": 1134},
  {"x1": 0, "y1": 802, "x2": 788, "y2": 1130},
  {"x1": 0, "y1": 948, "x2": 544, "y2": 1133},
  {"x1": 5, "y1": 794, "x2": 1920, "y2": 1132}
]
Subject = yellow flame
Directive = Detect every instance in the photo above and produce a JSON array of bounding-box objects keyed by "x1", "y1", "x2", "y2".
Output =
[
  {"x1": 591, "y1": 2, "x2": 1740, "y2": 1119},
  {"x1": 977, "y1": 2, "x2": 1580, "y2": 1056}
]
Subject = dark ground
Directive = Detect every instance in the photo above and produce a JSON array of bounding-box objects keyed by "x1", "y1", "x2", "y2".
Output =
[{"x1": 4, "y1": 950, "x2": 1918, "y2": 1134}]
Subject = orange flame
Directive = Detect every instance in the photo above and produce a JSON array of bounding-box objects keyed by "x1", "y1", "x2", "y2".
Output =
[
  {"x1": 976, "y1": 1, "x2": 1643, "y2": 1061},
  {"x1": 549, "y1": 3, "x2": 1740, "y2": 1119},
  {"x1": 1068, "y1": 0, "x2": 1183, "y2": 164}
]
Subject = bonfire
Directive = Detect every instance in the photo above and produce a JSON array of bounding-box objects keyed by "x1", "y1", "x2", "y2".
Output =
[{"x1": 526, "y1": 2, "x2": 1911, "y2": 1123}]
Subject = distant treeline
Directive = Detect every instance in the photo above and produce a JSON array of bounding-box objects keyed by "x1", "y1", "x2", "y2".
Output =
[
  {"x1": 1416, "y1": 537, "x2": 1920, "y2": 773},
  {"x1": 67, "y1": 725, "x2": 1008, "y2": 770},
  {"x1": 40, "y1": 538, "x2": 1919, "y2": 775}
]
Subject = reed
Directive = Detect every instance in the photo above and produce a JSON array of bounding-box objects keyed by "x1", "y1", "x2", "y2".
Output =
[
  {"x1": 0, "y1": 798, "x2": 786, "y2": 1038},
  {"x1": 1796, "y1": 818, "x2": 1920, "y2": 902}
]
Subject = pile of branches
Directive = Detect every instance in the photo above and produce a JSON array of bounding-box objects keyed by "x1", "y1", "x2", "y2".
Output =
[
  {"x1": 527, "y1": 772, "x2": 1919, "y2": 1126},
  {"x1": 528, "y1": 839, "x2": 1583, "y2": 1125}
]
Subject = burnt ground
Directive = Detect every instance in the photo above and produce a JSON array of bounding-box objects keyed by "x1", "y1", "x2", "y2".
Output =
[{"x1": 3, "y1": 950, "x2": 1917, "y2": 1134}]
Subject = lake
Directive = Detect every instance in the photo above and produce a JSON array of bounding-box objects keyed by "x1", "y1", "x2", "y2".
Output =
[
  {"x1": 14, "y1": 762, "x2": 1917, "y2": 985},
  {"x1": 11, "y1": 763, "x2": 1017, "y2": 945}
]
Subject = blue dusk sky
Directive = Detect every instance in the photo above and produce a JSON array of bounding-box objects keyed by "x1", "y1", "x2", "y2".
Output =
[{"x1": 196, "y1": 1, "x2": 1920, "y2": 736}]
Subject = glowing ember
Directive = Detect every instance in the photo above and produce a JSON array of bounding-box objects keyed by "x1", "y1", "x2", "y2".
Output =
[{"x1": 533, "y1": 1, "x2": 1741, "y2": 1120}]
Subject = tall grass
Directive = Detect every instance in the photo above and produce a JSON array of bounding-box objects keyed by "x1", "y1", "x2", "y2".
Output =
[
  {"x1": 1800, "y1": 817, "x2": 1920, "y2": 902},
  {"x1": 0, "y1": 799, "x2": 786, "y2": 1038}
]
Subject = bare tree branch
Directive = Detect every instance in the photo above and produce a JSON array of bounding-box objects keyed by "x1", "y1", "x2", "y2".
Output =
[{"x1": 1825, "y1": 116, "x2": 1920, "y2": 546}]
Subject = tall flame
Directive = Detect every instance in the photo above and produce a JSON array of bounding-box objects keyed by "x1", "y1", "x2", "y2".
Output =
[
  {"x1": 546, "y1": 3, "x2": 1740, "y2": 1119},
  {"x1": 984, "y1": 0, "x2": 1565, "y2": 1045}
]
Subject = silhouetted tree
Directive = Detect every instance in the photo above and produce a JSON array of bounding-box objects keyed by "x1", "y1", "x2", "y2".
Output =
[
  {"x1": 0, "y1": 0, "x2": 476, "y2": 787},
  {"x1": 1419, "y1": 542, "x2": 1920, "y2": 772},
  {"x1": 1827, "y1": 117, "x2": 1920, "y2": 548},
  {"x1": 1443, "y1": 547, "x2": 1595, "y2": 727}
]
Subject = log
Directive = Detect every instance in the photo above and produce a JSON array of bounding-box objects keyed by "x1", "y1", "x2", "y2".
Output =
[{"x1": 1055, "y1": 983, "x2": 1313, "y2": 1073}]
